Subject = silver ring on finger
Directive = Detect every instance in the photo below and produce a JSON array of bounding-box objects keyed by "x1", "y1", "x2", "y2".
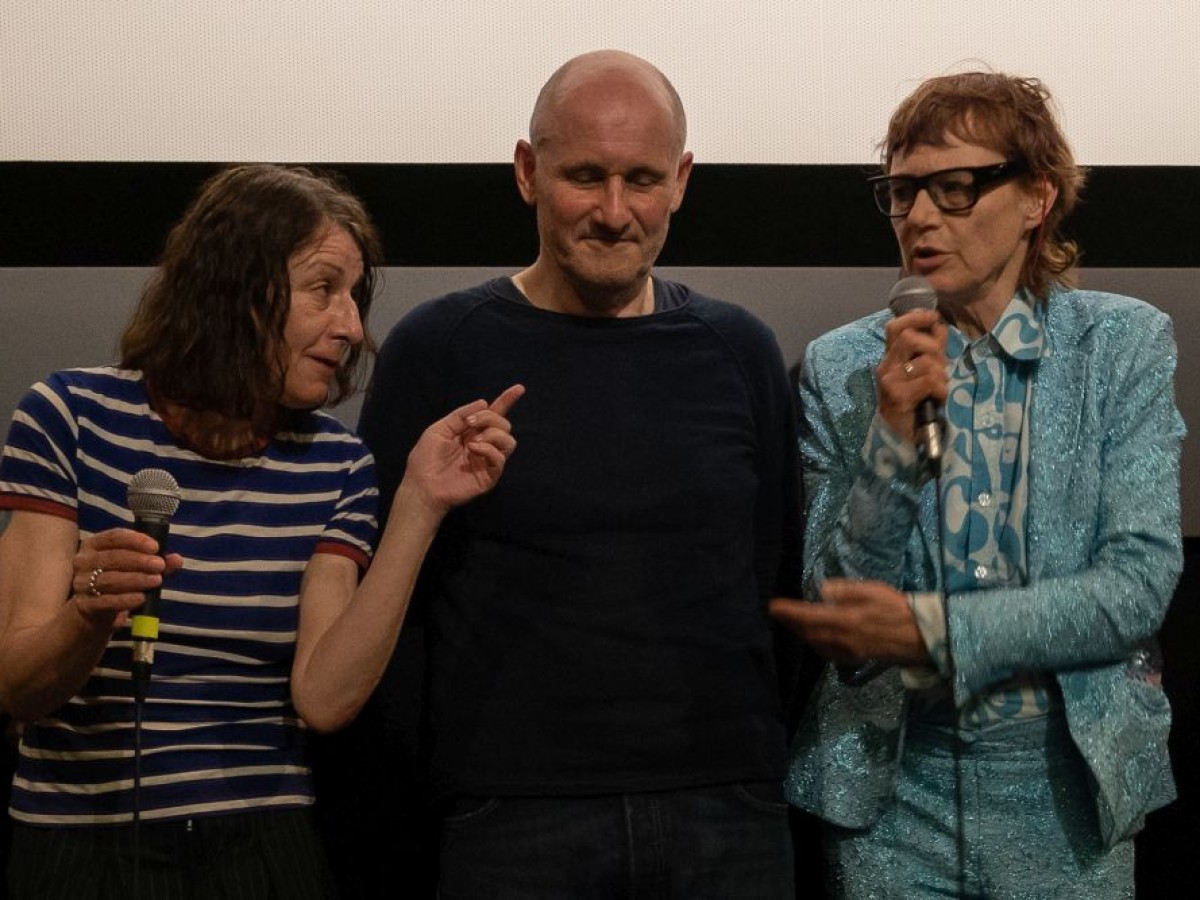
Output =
[
  {"x1": 902, "y1": 360, "x2": 916, "y2": 379},
  {"x1": 88, "y1": 567, "x2": 104, "y2": 598}
]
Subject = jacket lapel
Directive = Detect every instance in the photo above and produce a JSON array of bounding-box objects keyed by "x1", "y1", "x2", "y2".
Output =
[{"x1": 1024, "y1": 314, "x2": 1088, "y2": 576}]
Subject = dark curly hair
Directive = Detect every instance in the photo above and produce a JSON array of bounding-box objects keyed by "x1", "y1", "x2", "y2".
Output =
[
  {"x1": 120, "y1": 164, "x2": 382, "y2": 420},
  {"x1": 882, "y1": 72, "x2": 1086, "y2": 300}
]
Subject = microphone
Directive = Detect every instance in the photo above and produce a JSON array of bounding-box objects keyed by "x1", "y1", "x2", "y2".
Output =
[
  {"x1": 888, "y1": 276, "x2": 943, "y2": 474},
  {"x1": 126, "y1": 468, "x2": 181, "y2": 703}
]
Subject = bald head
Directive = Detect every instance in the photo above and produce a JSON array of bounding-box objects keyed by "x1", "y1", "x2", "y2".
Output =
[{"x1": 529, "y1": 50, "x2": 688, "y2": 156}]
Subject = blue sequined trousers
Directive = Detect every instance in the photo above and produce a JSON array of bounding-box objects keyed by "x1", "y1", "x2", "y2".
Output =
[{"x1": 824, "y1": 712, "x2": 1133, "y2": 899}]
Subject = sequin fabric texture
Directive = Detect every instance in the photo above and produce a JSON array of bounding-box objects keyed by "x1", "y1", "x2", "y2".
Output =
[{"x1": 786, "y1": 288, "x2": 1183, "y2": 851}]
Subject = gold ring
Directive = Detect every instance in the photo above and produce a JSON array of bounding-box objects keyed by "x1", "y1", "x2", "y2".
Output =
[
  {"x1": 903, "y1": 361, "x2": 916, "y2": 379},
  {"x1": 87, "y1": 567, "x2": 104, "y2": 598}
]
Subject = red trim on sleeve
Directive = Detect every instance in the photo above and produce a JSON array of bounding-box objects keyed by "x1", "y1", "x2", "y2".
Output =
[
  {"x1": 313, "y1": 540, "x2": 371, "y2": 572},
  {"x1": 0, "y1": 494, "x2": 77, "y2": 522}
]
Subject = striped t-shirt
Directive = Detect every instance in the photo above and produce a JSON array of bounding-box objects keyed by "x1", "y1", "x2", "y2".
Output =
[{"x1": 0, "y1": 367, "x2": 378, "y2": 825}]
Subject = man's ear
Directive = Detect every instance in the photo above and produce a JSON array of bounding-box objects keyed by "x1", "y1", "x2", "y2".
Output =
[
  {"x1": 514, "y1": 140, "x2": 538, "y2": 207},
  {"x1": 671, "y1": 151, "x2": 694, "y2": 213}
]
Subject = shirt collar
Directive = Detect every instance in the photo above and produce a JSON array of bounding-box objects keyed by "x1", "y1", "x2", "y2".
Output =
[{"x1": 946, "y1": 291, "x2": 1046, "y2": 363}]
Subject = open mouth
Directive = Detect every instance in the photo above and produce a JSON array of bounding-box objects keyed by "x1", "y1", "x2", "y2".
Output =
[{"x1": 910, "y1": 247, "x2": 946, "y2": 269}]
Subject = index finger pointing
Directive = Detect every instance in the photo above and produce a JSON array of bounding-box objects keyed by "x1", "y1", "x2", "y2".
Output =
[{"x1": 489, "y1": 383, "x2": 526, "y2": 417}]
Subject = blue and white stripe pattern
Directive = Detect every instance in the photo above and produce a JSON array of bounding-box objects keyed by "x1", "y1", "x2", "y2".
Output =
[{"x1": 0, "y1": 367, "x2": 378, "y2": 825}]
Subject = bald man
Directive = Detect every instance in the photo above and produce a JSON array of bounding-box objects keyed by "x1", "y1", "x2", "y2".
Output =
[{"x1": 358, "y1": 51, "x2": 803, "y2": 898}]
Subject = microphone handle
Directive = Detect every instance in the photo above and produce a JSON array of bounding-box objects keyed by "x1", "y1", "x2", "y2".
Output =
[
  {"x1": 915, "y1": 397, "x2": 939, "y2": 428},
  {"x1": 130, "y1": 515, "x2": 170, "y2": 702},
  {"x1": 132, "y1": 516, "x2": 170, "y2": 617},
  {"x1": 915, "y1": 398, "x2": 943, "y2": 474}
]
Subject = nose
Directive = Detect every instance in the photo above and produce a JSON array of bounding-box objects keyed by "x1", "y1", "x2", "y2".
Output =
[
  {"x1": 594, "y1": 176, "x2": 633, "y2": 230},
  {"x1": 903, "y1": 186, "x2": 941, "y2": 226},
  {"x1": 332, "y1": 291, "x2": 364, "y2": 346}
]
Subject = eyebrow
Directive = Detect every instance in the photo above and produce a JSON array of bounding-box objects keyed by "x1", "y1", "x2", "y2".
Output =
[
  {"x1": 300, "y1": 259, "x2": 342, "y2": 273},
  {"x1": 292, "y1": 256, "x2": 356, "y2": 279}
]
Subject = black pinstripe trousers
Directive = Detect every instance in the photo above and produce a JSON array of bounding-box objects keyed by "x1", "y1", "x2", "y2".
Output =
[{"x1": 6, "y1": 808, "x2": 335, "y2": 900}]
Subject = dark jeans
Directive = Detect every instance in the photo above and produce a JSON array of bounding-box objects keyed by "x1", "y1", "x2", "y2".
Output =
[
  {"x1": 6, "y1": 808, "x2": 333, "y2": 900},
  {"x1": 438, "y1": 781, "x2": 795, "y2": 899}
]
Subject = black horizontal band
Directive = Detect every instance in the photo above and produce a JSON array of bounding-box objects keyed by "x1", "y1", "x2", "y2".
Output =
[{"x1": 1, "y1": 162, "x2": 1196, "y2": 267}]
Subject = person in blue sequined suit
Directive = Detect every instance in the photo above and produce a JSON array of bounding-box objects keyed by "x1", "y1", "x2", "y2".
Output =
[{"x1": 771, "y1": 72, "x2": 1184, "y2": 898}]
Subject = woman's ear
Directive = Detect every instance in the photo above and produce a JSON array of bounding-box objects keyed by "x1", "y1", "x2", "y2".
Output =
[{"x1": 1025, "y1": 178, "x2": 1059, "y2": 227}]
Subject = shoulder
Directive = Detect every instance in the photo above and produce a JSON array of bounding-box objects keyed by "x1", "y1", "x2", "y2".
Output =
[
  {"x1": 804, "y1": 309, "x2": 890, "y2": 374},
  {"x1": 1046, "y1": 287, "x2": 1172, "y2": 334},
  {"x1": 303, "y1": 407, "x2": 362, "y2": 438},
  {"x1": 376, "y1": 279, "x2": 514, "y2": 367},
  {"x1": 36, "y1": 365, "x2": 141, "y2": 395},
  {"x1": 677, "y1": 286, "x2": 778, "y2": 348},
  {"x1": 16, "y1": 366, "x2": 146, "y2": 419},
  {"x1": 392, "y1": 279, "x2": 510, "y2": 334},
  {"x1": 1045, "y1": 288, "x2": 1175, "y2": 358},
  {"x1": 287, "y1": 410, "x2": 374, "y2": 464}
]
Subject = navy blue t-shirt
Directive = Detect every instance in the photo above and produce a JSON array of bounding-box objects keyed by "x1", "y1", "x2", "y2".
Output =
[{"x1": 359, "y1": 277, "x2": 802, "y2": 797}]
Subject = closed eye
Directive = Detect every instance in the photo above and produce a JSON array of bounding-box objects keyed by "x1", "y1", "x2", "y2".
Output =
[
  {"x1": 565, "y1": 166, "x2": 606, "y2": 185},
  {"x1": 627, "y1": 170, "x2": 664, "y2": 188}
]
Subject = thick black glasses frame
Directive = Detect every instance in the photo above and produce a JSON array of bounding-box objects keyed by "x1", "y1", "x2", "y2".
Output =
[{"x1": 868, "y1": 161, "x2": 1028, "y2": 218}]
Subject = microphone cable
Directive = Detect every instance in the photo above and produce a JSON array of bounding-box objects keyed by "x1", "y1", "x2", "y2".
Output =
[
  {"x1": 928, "y1": 468, "x2": 969, "y2": 898},
  {"x1": 888, "y1": 275, "x2": 964, "y2": 890},
  {"x1": 133, "y1": 693, "x2": 145, "y2": 899},
  {"x1": 124, "y1": 467, "x2": 181, "y2": 898}
]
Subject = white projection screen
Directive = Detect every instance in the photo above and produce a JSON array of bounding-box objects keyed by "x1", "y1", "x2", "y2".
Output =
[{"x1": 2, "y1": 0, "x2": 1198, "y2": 165}]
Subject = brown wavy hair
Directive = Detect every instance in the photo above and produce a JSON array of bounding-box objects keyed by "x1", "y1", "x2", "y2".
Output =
[
  {"x1": 120, "y1": 164, "x2": 382, "y2": 421},
  {"x1": 881, "y1": 72, "x2": 1086, "y2": 299}
]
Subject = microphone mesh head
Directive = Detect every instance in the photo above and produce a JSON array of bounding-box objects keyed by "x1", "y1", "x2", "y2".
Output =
[
  {"x1": 127, "y1": 468, "x2": 182, "y2": 519},
  {"x1": 888, "y1": 275, "x2": 938, "y2": 316}
]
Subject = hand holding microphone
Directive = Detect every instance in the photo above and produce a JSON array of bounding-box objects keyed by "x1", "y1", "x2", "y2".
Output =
[
  {"x1": 70, "y1": 471, "x2": 182, "y2": 700},
  {"x1": 126, "y1": 469, "x2": 182, "y2": 702},
  {"x1": 881, "y1": 276, "x2": 948, "y2": 474}
]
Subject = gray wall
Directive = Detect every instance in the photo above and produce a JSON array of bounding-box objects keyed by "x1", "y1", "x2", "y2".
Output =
[{"x1": 3, "y1": 265, "x2": 1197, "y2": 532}]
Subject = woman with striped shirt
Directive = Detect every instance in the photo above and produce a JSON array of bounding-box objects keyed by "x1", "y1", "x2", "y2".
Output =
[{"x1": 0, "y1": 164, "x2": 521, "y2": 899}]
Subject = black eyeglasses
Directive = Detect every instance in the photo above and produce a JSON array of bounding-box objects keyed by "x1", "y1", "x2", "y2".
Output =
[{"x1": 868, "y1": 161, "x2": 1028, "y2": 218}]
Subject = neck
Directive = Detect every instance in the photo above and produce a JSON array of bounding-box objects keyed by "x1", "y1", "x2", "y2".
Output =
[
  {"x1": 941, "y1": 300, "x2": 1000, "y2": 340},
  {"x1": 151, "y1": 389, "x2": 277, "y2": 460},
  {"x1": 940, "y1": 252, "x2": 1028, "y2": 340},
  {"x1": 513, "y1": 264, "x2": 653, "y2": 318}
]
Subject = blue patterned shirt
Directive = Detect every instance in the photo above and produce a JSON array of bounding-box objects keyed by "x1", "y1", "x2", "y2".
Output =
[{"x1": 866, "y1": 293, "x2": 1058, "y2": 726}]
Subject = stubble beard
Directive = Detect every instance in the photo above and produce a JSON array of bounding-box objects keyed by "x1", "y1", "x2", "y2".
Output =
[{"x1": 560, "y1": 235, "x2": 661, "y2": 316}]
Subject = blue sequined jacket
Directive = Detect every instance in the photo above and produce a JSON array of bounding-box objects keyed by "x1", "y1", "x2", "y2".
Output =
[{"x1": 786, "y1": 288, "x2": 1184, "y2": 848}]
